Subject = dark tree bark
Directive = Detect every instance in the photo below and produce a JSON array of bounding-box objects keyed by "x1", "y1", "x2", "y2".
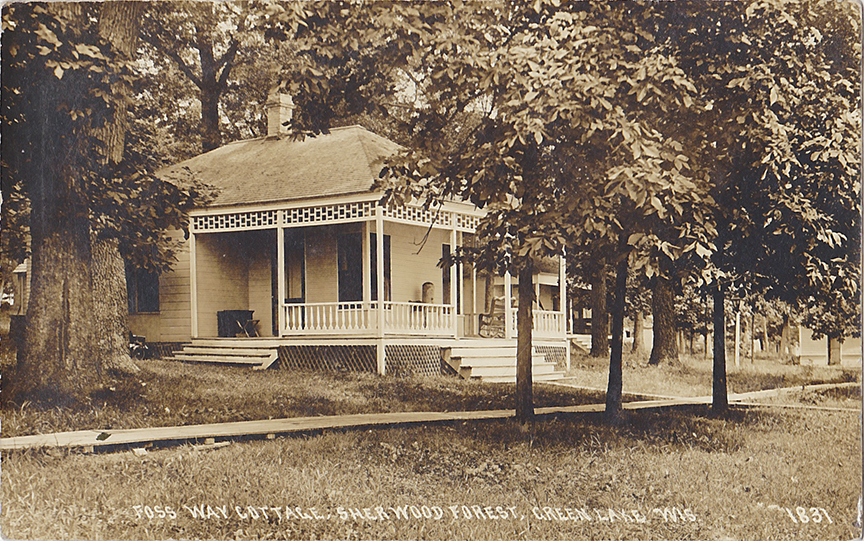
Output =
[
  {"x1": 515, "y1": 261, "x2": 534, "y2": 425},
  {"x1": 143, "y1": 2, "x2": 242, "y2": 153},
  {"x1": 197, "y1": 24, "x2": 222, "y2": 152},
  {"x1": 15, "y1": 27, "x2": 99, "y2": 399},
  {"x1": 648, "y1": 273, "x2": 678, "y2": 365},
  {"x1": 605, "y1": 245, "x2": 629, "y2": 418},
  {"x1": 18, "y1": 212, "x2": 98, "y2": 401},
  {"x1": 590, "y1": 258, "x2": 609, "y2": 357},
  {"x1": 712, "y1": 284, "x2": 728, "y2": 412},
  {"x1": 93, "y1": 1, "x2": 143, "y2": 375},
  {"x1": 484, "y1": 269, "x2": 495, "y2": 313},
  {"x1": 92, "y1": 237, "x2": 139, "y2": 374}
]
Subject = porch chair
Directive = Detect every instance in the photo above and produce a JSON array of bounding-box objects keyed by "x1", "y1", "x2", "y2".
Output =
[{"x1": 237, "y1": 318, "x2": 260, "y2": 337}]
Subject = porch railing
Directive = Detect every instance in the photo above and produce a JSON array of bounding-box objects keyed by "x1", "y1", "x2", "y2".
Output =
[
  {"x1": 507, "y1": 309, "x2": 567, "y2": 338},
  {"x1": 383, "y1": 302, "x2": 454, "y2": 336},
  {"x1": 281, "y1": 301, "x2": 455, "y2": 336}
]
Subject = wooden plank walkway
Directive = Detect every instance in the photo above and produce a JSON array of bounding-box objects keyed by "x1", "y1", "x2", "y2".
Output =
[{"x1": 1, "y1": 382, "x2": 857, "y2": 453}]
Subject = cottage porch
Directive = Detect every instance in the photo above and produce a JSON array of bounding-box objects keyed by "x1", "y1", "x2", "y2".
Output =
[
  {"x1": 188, "y1": 196, "x2": 568, "y2": 341},
  {"x1": 182, "y1": 194, "x2": 569, "y2": 376}
]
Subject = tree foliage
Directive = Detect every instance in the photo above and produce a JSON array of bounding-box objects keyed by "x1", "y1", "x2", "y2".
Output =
[{"x1": 1, "y1": 2, "x2": 210, "y2": 401}]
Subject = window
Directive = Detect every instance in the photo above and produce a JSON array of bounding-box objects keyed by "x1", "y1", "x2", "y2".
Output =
[{"x1": 126, "y1": 264, "x2": 159, "y2": 313}]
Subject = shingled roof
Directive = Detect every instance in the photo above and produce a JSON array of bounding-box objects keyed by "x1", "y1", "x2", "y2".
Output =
[{"x1": 161, "y1": 125, "x2": 400, "y2": 208}]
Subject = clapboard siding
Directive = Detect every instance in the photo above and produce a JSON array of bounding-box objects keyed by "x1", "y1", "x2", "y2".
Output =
[
  {"x1": 304, "y1": 226, "x2": 338, "y2": 303},
  {"x1": 248, "y1": 239, "x2": 274, "y2": 337},
  {"x1": 196, "y1": 233, "x2": 250, "y2": 337},
  {"x1": 387, "y1": 223, "x2": 449, "y2": 303},
  {"x1": 129, "y1": 229, "x2": 191, "y2": 342}
]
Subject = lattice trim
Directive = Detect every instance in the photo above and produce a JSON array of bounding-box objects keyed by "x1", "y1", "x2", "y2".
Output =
[
  {"x1": 383, "y1": 205, "x2": 452, "y2": 227},
  {"x1": 455, "y1": 213, "x2": 480, "y2": 231},
  {"x1": 191, "y1": 201, "x2": 480, "y2": 233},
  {"x1": 284, "y1": 201, "x2": 374, "y2": 226},
  {"x1": 193, "y1": 210, "x2": 279, "y2": 232}
]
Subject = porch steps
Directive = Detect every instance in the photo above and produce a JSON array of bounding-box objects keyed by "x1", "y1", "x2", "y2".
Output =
[
  {"x1": 444, "y1": 340, "x2": 566, "y2": 383},
  {"x1": 167, "y1": 339, "x2": 279, "y2": 370},
  {"x1": 569, "y1": 334, "x2": 592, "y2": 353}
]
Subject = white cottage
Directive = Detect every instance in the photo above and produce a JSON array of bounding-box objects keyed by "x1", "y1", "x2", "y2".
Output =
[{"x1": 125, "y1": 96, "x2": 572, "y2": 380}]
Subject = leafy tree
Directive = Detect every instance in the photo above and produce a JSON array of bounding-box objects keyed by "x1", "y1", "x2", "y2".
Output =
[
  {"x1": 2, "y1": 2, "x2": 208, "y2": 402},
  {"x1": 668, "y1": 0, "x2": 861, "y2": 408},
  {"x1": 140, "y1": 1, "x2": 263, "y2": 152}
]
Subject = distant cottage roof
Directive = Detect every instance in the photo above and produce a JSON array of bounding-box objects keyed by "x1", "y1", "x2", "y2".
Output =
[{"x1": 160, "y1": 125, "x2": 400, "y2": 208}]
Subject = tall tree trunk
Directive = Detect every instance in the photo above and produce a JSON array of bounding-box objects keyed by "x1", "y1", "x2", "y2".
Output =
[
  {"x1": 761, "y1": 314, "x2": 769, "y2": 355},
  {"x1": 828, "y1": 337, "x2": 842, "y2": 366},
  {"x1": 590, "y1": 258, "x2": 608, "y2": 357},
  {"x1": 712, "y1": 284, "x2": 728, "y2": 412},
  {"x1": 631, "y1": 309, "x2": 645, "y2": 354},
  {"x1": 648, "y1": 273, "x2": 678, "y2": 365},
  {"x1": 93, "y1": 1, "x2": 143, "y2": 375},
  {"x1": 779, "y1": 313, "x2": 792, "y2": 362},
  {"x1": 605, "y1": 245, "x2": 628, "y2": 418},
  {"x1": 91, "y1": 237, "x2": 139, "y2": 374},
  {"x1": 515, "y1": 261, "x2": 534, "y2": 425},
  {"x1": 484, "y1": 270, "x2": 495, "y2": 313},
  {"x1": 750, "y1": 310, "x2": 755, "y2": 363},
  {"x1": 12, "y1": 4, "x2": 100, "y2": 402},
  {"x1": 18, "y1": 215, "x2": 98, "y2": 402},
  {"x1": 198, "y1": 16, "x2": 222, "y2": 152}
]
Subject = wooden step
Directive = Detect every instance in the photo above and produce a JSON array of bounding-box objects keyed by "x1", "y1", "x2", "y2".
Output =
[
  {"x1": 450, "y1": 346, "x2": 519, "y2": 358},
  {"x1": 456, "y1": 355, "x2": 547, "y2": 368},
  {"x1": 170, "y1": 354, "x2": 265, "y2": 365},
  {"x1": 464, "y1": 361, "x2": 559, "y2": 379},
  {"x1": 190, "y1": 338, "x2": 285, "y2": 348},
  {"x1": 182, "y1": 346, "x2": 275, "y2": 357}
]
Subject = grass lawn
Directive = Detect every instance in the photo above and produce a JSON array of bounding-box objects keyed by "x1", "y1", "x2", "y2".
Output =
[
  {"x1": 562, "y1": 350, "x2": 860, "y2": 398},
  {"x1": 1, "y1": 346, "x2": 860, "y2": 540},
  {"x1": 1, "y1": 357, "x2": 609, "y2": 438},
  {"x1": 2, "y1": 405, "x2": 860, "y2": 541}
]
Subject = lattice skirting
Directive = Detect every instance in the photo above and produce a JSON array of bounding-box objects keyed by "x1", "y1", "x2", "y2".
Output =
[
  {"x1": 384, "y1": 344, "x2": 443, "y2": 377},
  {"x1": 535, "y1": 345, "x2": 568, "y2": 370},
  {"x1": 278, "y1": 345, "x2": 377, "y2": 373},
  {"x1": 277, "y1": 344, "x2": 444, "y2": 376}
]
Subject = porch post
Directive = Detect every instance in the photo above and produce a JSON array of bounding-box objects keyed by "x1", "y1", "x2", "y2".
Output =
[
  {"x1": 189, "y1": 231, "x2": 198, "y2": 338},
  {"x1": 560, "y1": 249, "x2": 570, "y2": 370},
  {"x1": 471, "y1": 265, "x2": 477, "y2": 315},
  {"x1": 276, "y1": 218, "x2": 286, "y2": 336},
  {"x1": 376, "y1": 206, "x2": 386, "y2": 375},
  {"x1": 504, "y1": 271, "x2": 513, "y2": 339},
  {"x1": 450, "y1": 226, "x2": 458, "y2": 337}
]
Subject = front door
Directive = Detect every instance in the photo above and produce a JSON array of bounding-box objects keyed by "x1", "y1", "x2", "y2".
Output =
[
  {"x1": 273, "y1": 230, "x2": 306, "y2": 334},
  {"x1": 338, "y1": 232, "x2": 363, "y2": 302}
]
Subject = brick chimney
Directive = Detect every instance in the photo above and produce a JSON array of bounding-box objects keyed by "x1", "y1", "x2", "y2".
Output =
[{"x1": 266, "y1": 91, "x2": 294, "y2": 137}]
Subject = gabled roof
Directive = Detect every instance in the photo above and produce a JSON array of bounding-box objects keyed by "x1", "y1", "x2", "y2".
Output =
[{"x1": 160, "y1": 125, "x2": 400, "y2": 208}]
